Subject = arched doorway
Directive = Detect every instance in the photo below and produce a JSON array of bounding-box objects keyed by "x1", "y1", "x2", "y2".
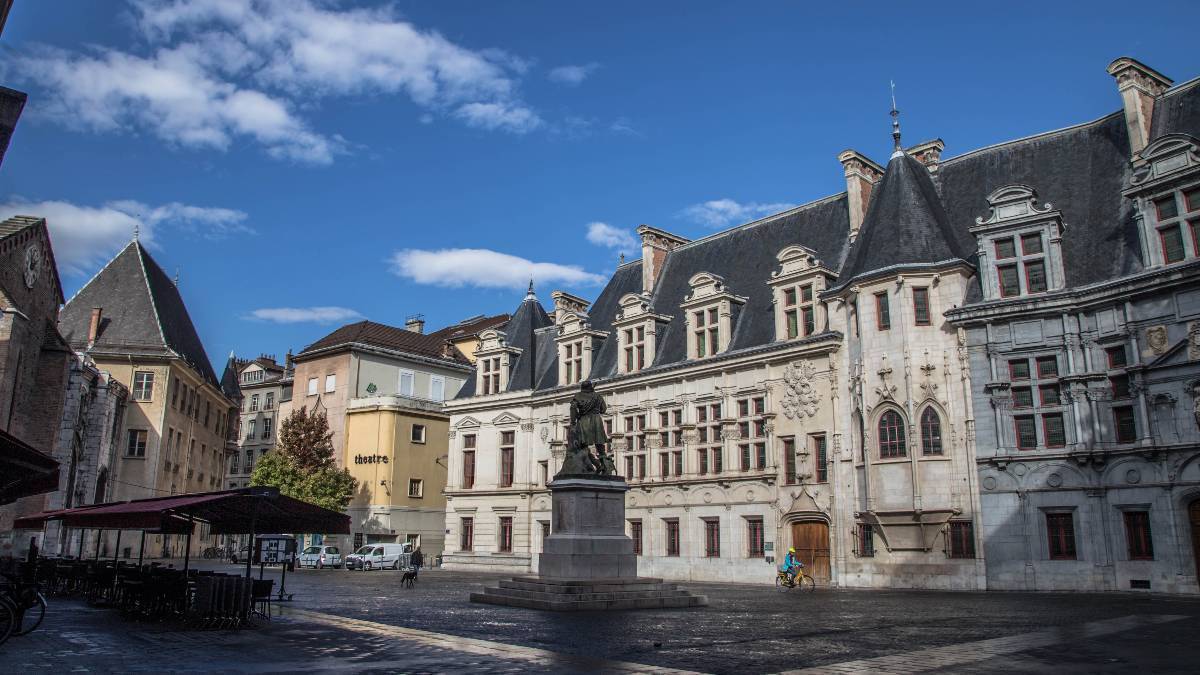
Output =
[
  {"x1": 1190, "y1": 499, "x2": 1200, "y2": 579},
  {"x1": 790, "y1": 520, "x2": 830, "y2": 581}
]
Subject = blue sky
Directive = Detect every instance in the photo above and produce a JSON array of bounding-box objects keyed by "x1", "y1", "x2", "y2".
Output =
[{"x1": 1, "y1": 1, "x2": 1197, "y2": 368}]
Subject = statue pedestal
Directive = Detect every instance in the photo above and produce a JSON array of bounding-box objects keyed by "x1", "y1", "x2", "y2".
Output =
[
  {"x1": 471, "y1": 475, "x2": 707, "y2": 611},
  {"x1": 539, "y1": 477, "x2": 637, "y2": 579}
]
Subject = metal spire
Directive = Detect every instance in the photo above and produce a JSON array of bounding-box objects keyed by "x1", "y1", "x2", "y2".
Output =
[
  {"x1": 133, "y1": 223, "x2": 140, "y2": 241},
  {"x1": 525, "y1": 278, "x2": 536, "y2": 301},
  {"x1": 890, "y1": 80, "x2": 903, "y2": 158}
]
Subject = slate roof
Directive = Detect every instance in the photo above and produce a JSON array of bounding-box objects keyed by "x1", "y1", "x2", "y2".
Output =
[
  {"x1": 455, "y1": 66, "x2": 1200, "y2": 397},
  {"x1": 59, "y1": 240, "x2": 220, "y2": 387},
  {"x1": 831, "y1": 152, "x2": 973, "y2": 291},
  {"x1": 502, "y1": 291, "x2": 553, "y2": 392},
  {"x1": 220, "y1": 355, "x2": 242, "y2": 401},
  {"x1": 298, "y1": 320, "x2": 469, "y2": 366}
]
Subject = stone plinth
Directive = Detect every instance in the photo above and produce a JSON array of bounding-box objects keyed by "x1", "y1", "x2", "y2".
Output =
[
  {"x1": 538, "y1": 477, "x2": 637, "y2": 579},
  {"x1": 471, "y1": 474, "x2": 707, "y2": 611}
]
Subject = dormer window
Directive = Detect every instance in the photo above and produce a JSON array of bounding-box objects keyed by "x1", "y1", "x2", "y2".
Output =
[
  {"x1": 481, "y1": 357, "x2": 501, "y2": 394},
  {"x1": 769, "y1": 246, "x2": 830, "y2": 342},
  {"x1": 563, "y1": 341, "x2": 584, "y2": 384},
  {"x1": 693, "y1": 308, "x2": 719, "y2": 357},
  {"x1": 972, "y1": 185, "x2": 1065, "y2": 301},
  {"x1": 1152, "y1": 187, "x2": 1199, "y2": 264},
  {"x1": 554, "y1": 300, "x2": 606, "y2": 385},
  {"x1": 624, "y1": 326, "x2": 645, "y2": 371},
  {"x1": 474, "y1": 328, "x2": 520, "y2": 394},
  {"x1": 1124, "y1": 135, "x2": 1200, "y2": 267},
  {"x1": 682, "y1": 272, "x2": 744, "y2": 360},
  {"x1": 613, "y1": 293, "x2": 670, "y2": 375}
]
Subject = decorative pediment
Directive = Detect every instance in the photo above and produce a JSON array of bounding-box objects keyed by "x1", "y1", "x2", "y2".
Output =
[
  {"x1": 491, "y1": 412, "x2": 521, "y2": 426},
  {"x1": 477, "y1": 328, "x2": 508, "y2": 350},
  {"x1": 1127, "y1": 133, "x2": 1200, "y2": 190},
  {"x1": 614, "y1": 292, "x2": 670, "y2": 325},
  {"x1": 682, "y1": 271, "x2": 747, "y2": 308},
  {"x1": 455, "y1": 416, "x2": 482, "y2": 429},
  {"x1": 973, "y1": 184, "x2": 1056, "y2": 229},
  {"x1": 551, "y1": 290, "x2": 591, "y2": 322},
  {"x1": 784, "y1": 487, "x2": 826, "y2": 515},
  {"x1": 771, "y1": 245, "x2": 825, "y2": 282}
]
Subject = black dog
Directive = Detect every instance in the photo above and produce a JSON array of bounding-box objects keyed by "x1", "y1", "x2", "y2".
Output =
[{"x1": 401, "y1": 569, "x2": 417, "y2": 588}]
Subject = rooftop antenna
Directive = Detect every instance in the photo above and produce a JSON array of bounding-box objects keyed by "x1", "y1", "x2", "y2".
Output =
[{"x1": 890, "y1": 80, "x2": 903, "y2": 158}]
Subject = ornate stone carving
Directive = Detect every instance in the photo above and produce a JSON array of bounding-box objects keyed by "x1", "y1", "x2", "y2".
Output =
[
  {"x1": 1145, "y1": 325, "x2": 1169, "y2": 356},
  {"x1": 874, "y1": 358, "x2": 897, "y2": 403},
  {"x1": 1189, "y1": 322, "x2": 1200, "y2": 361},
  {"x1": 781, "y1": 362, "x2": 820, "y2": 419},
  {"x1": 520, "y1": 420, "x2": 535, "y2": 432},
  {"x1": 539, "y1": 426, "x2": 550, "y2": 442}
]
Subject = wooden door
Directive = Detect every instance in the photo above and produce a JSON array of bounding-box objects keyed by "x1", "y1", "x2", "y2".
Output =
[
  {"x1": 791, "y1": 521, "x2": 831, "y2": 580},
  {"x1": 1190, "y1": 500, "x2": 1200, "y2": 579}
]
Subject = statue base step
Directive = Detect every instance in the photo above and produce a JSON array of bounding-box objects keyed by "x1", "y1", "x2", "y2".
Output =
[{"x1": 470, "y1": 576, "x2": 708, "y2": 611}]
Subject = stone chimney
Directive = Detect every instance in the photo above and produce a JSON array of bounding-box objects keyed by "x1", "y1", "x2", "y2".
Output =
[
  {"x1": 636, "y1": 225, "x2": 689, "y2": 294},
  {"x1": 1107, "y1": 57, "x2": 1172, "y2": 158},
  {"x1": 837, "y1": 150, "x2": 884, "y2": 239},
  {"x1": 404, "y1": 314, "x2": 425, "y2": 334},
  {"x1": 551, "y1": 290, "x2": 590, "y2": 322},
  {"x1": 906, "y1": 139, "x2": 945, "y2": 172},
  {"x1": 87, "y1": 307, "x2": 102, "y2": 347}
]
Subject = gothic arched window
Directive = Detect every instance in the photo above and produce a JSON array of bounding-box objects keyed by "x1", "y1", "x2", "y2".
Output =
[
  {"x1": 920, "y1": 408, "x2": 943, "y2": 456},
  {"x1": 878, "y1": 410, "x2": 906, "y2": 458}
]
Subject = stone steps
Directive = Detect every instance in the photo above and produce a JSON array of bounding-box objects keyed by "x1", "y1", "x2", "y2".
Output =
[{"x1": 471, "y1": 576, "x2": 708, "y2": 611}]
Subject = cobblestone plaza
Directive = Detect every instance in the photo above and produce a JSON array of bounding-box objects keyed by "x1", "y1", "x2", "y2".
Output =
[{"x1": 4, "y1": 564, "x2": 1199, "y2": 673}]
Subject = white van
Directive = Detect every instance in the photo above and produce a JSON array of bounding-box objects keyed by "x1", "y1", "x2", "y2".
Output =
[{"x1": 344, "y1": 542, "x2": 412, "y2": 570}]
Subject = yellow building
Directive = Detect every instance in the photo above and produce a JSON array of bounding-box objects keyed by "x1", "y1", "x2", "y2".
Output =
[{"x1": 345, "y1": 397, "x2": 449, "y2": 555}]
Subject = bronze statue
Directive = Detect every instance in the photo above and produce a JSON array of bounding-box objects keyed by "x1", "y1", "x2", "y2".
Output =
[{"x1": 558, "y1": 380, "x2": 617, "y2": 477}]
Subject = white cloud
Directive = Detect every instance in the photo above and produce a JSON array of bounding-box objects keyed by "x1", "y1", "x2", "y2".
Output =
[
  {"x1": 390, "y1": 248, "x2": 605, "y2": 289},
  {"x1": 548, "y1": 63, "x2": 599, "y2": 86},
  {"x1": 454, "y1": 102, "x2": 543, "y2": 134},
  {"x1": 0, "y1": 197, "x2": 250, "y2": 275},
  {"x1": 585, "y1": 222, "x2": 638, "y2": 255},
  {"x1": 246, "y1": 306, "x2": 363, "y2": 324},
  {"x1": 681, "y1": 198, "x2": 797, "y2": 229},
  {"x1": 11, "y1": 0, "x2": 544, "y2": 162}
]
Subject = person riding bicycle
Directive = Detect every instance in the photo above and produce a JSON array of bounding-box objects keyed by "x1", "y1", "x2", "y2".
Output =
[{"x1": 782, "y1": 547, "x2": 803, "y2": 585}]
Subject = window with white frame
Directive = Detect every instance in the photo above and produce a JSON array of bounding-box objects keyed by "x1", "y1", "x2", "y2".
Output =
[
  {"x1": 247, "y1": 419, "x2": 256, "y2": 439},
  {"x1": 399, "y1": 369, "x2": 415, "y2": 397},
  {"x1": 562, "y1": 340, "x2": 585, "y2": 384},
  {"x1": 250, "y1": 394, "x2": 259, "y2": 411},
  {"x1": 325, "y1": 374, "x2": 336, "y2": 393},
  {"x1": 735, "y1": 396, "x2": 767, "y2": 471},
  {"x1": 430, "y1": 375, "x2": 445, "y2": 402},
  {"x1": 623, "y1": 326, "x2": 646, "y2": 372},
  {"x1": 480, "y1": 357, "x2": 501, "y2": 394},
  {"x1": 693, "y1": 307, "x2": 720, "y2": 358},
  {"x1": 781, "y1": 284, "x2": 816, "y2": 339},
  {"x1": 657, "y1": 408, "x2": 684, "y2": 478},
  {"x1": 133, "y1": 371, "x2": 155, "y2": 401},
  {"x1": 265, "y1": 392, "x2": 274, "y2": 410},
  {"x1": 307, "y1": 377, "x2": 318, "y2": 396},
  {"x1": 695, "y1": 402, "x2": 723, "y2": 476},
  {"x1": 262, "y1": 417, "x2": 272, "y2": 439},
  {"x1": 1152, "y1": 186, "x2": 1200, "y2": 264}
]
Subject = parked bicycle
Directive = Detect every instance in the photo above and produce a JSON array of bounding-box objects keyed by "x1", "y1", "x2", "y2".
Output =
[
  {"x1": 775, "y1": 563, "x2": 816, "y2": 592},
  {"x1": 0, "y1": 571, "x2": 48, "y2": 645}
]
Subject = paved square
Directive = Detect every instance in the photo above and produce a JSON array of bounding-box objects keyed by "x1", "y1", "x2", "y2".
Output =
[{"x1": 3, "y1": 563, "x2": 1198, "y2": 673}]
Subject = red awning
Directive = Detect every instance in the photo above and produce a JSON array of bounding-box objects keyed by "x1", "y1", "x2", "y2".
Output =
[
  {"x1": 0, "y1": 428, "x2": 60, "y2": 506},
  {"x1": 13, "y1": 487, "x2": 349, "y2": 535}
]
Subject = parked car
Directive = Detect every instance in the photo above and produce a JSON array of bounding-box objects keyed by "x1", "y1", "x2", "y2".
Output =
[
  {"x1": 298, "y1": 545, "x2": 342, "y2": 569},
  {"x1": 229, "y1": 546, "x2": 251, "y2": 564},
  {"x1": 344, "y1": 543, "x2": 412, "y2": 570}
]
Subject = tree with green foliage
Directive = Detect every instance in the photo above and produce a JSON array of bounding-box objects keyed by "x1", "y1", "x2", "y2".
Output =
[{"x1": 250, "y1": 406, "x2": 356, "y2": 512}]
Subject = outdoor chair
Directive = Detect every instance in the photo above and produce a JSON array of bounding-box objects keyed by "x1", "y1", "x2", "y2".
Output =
[{"x1": 251, "y1": 579, "x2": 274, "y2": 620}]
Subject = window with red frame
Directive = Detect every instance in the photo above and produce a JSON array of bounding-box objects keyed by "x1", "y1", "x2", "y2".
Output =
[
  {"x1": 1043, "y1": 413, "x2": 1066, "y2": 447},
  {"x1": 498, "y1": 516, "x2": 513, "y2": 552},
  {"x1": 1009, "y1": 359, "x2": 1031, "y2": 380},
  {"x1": 1114, "y1": 406, "x2": 1137, "y2": 443},
  {"x1": 1036, "y1": 355, "x2": 1059, "y2": 378},
  {"x1": 1105, "y1": 345, "x2": 1128, "y2": 368},
  {"x1": 664, "y1": 519, "x2": 680, "y2": 556},
  {"x1": 812, "y1": 434, "x2": 829, "y2": 481},
  {"x1": 875, "y1": 292, "x2": 891, "y2": 330},
  {"x1": 878, "y1": 410, "x2": 906, "y2": 458},
  {"x1": 995, "y1": 236, "x2": 1016, "y2": 259},
  {"x1": 998, "y1": 265, "x2": 1020, "y2": 297},
  {"x1": 460, "y1": 517, "x2": 474, "y2": 551},
  {"x1": 948, "y1": 520, "x2": 975, "y2": 558},
  {"x1": 747, "y1": 518, "x2": 765, "y2": 557},
  {"x1": 783, "y1": 437, "x2": 797, "y2": 485},
  {"x1": 1123, "y1": 511, "x2": 1153, "y2": 560},
  {"x1": 1015, "y1": 415, "x2": 1037, "y2": 449},
  {"x1": 1046, "y1": 512, "x2": 1076, "y2": 560},
  {"x1": 913, "y1": 287, "x2": 931, "y2": 325},
  {"x1": 704, "y1": 518, "x2": 720, "y2": 558}
]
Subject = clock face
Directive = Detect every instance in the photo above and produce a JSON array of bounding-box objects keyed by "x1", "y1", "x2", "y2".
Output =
[{"x1": 23, "y1": 244, "x2": 43, "y2": 289}]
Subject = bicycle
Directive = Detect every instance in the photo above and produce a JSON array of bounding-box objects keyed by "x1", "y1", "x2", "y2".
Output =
[
  {"x1": 775, "y1": 564, "x2": 816, "y2": 592},
  {"x1": 0, "y1": 571, "x2": 47, "y2": 645}
]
